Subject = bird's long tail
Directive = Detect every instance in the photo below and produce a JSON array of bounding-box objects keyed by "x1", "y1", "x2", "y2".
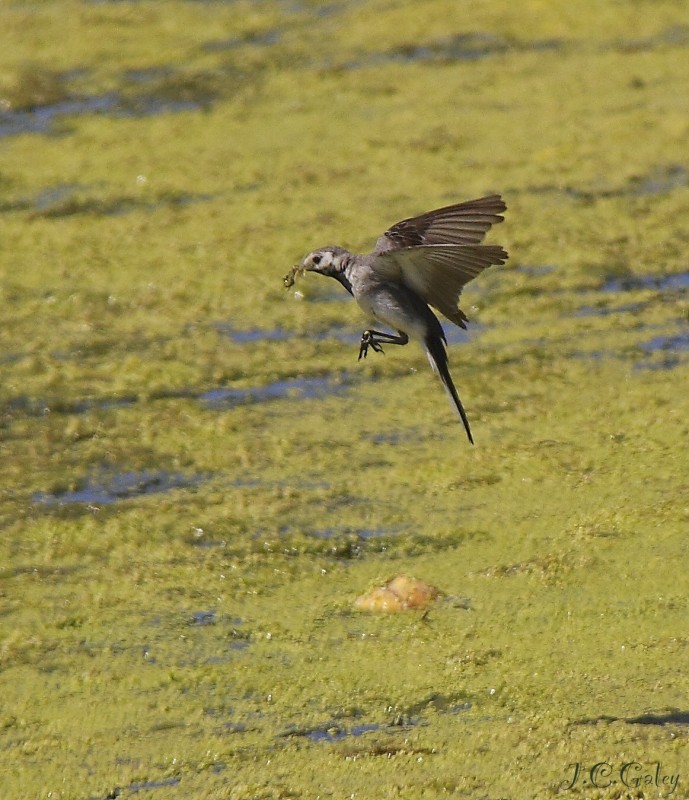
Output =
[{"x1": 424, "y1": 334, "x2": 474, "y2": 444}]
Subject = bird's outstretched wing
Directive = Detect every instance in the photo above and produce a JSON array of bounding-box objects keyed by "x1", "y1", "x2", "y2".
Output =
[
  {"x1": 373, "y1": 194, "x2": 506, "y2": 252},
  {"x1": 372, "y1": 195, "x2": 508, "y2": 329}
]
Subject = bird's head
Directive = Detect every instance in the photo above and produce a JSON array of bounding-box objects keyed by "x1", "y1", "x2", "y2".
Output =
[{"x1": 301, "y1": 246, "x2": 349, "y2": 276}]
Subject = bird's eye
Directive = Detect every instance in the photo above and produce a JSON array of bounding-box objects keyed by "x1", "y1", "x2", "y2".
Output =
[{"x1": 311, "y1": 254, "x2": 322, "y2": 266}]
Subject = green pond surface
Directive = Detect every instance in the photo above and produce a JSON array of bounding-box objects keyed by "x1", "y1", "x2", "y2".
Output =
[{"x1": 1, "y1": 1, "x2": 689, "y2": 798}]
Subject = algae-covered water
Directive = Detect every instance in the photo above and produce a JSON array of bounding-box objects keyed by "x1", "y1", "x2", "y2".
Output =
[{"x1": 2, "y1": 1, "x2": 689, "y2": 798}]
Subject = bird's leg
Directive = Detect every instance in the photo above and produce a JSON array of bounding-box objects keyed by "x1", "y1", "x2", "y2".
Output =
[{"x1": 358, "y1": 330, "x2": 409, "y2": 361}]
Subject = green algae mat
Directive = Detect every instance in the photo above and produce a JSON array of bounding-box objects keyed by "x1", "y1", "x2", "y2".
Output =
[{"x1": 2, "y1": 1, "x2": 689, "y2": 798}]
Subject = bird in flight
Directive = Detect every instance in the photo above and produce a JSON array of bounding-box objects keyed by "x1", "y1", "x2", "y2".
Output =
[{"x1": 284, "y1": 195, "x2": 508, "y2": 443}]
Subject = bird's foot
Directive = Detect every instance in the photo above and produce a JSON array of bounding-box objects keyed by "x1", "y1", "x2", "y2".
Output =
[{"x1": 358, "y1": 330, "x2": 385, "y2": 361}]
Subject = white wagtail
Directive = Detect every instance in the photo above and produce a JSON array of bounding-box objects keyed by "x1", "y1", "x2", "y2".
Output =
[{"x1": 284, "y1": 195, "x2": 508, "y2": 443}]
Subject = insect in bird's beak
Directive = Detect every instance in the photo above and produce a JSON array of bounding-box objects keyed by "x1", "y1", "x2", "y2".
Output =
[{"x1": 283, "y1": 264, "x2": 304, "y2": 288}]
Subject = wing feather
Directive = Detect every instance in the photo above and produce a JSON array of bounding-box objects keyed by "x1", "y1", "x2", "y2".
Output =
[{"x1": 374, "y1": 194, "x2": 506, "y2": 253}]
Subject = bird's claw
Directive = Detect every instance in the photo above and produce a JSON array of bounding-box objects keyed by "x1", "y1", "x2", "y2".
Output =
[{"x1": 358, "y1": 330, "x2": 385, "y2": 361}]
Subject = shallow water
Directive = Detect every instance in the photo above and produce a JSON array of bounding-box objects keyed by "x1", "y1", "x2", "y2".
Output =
[
  {"x1": 2, "y1": 1, "x2": 689, "y2": 799},
  {"x1": 32, "y1": 469, "x2": 207, "y2": 505},
  {"x1": 200, "y1": 374, "x2": 353, "y2": 408}
]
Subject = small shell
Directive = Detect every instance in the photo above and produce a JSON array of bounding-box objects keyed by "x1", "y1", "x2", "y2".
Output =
[
  {"x1": 354, "y1": 574, "x2": 440, "y2": 613},
  {"x1": 353, "y1": 587, "x2": 405, "y2": 613}
]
